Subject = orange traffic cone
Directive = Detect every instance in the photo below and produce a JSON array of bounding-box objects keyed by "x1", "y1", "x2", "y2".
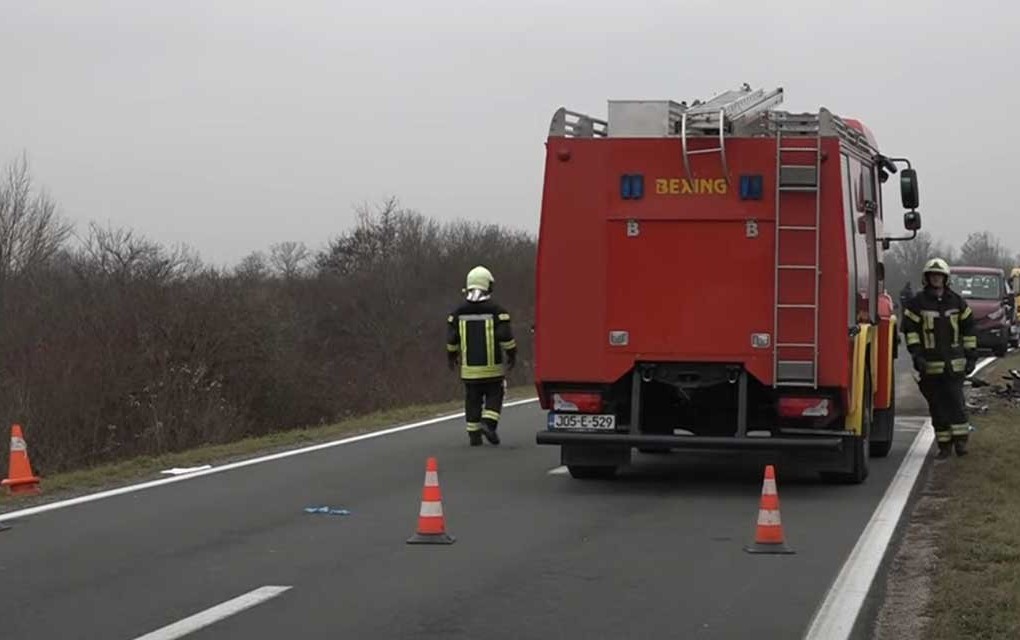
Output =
[
  {"x1": 406, "y1": 456, "x2": 455, "y2": 545},
  {"x1": 2, "y1": 424, "x2": 41, "y2": 496},
  {"x1": 744, "y1": 464, "x2": 794, "y2": 554}
]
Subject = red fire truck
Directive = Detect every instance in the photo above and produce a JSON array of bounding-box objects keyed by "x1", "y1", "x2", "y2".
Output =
[{"x1": 533, "y1": 85, "x2": 922, "y2": 483}]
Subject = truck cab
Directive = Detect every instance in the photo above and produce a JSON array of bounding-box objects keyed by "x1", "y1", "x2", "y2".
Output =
[{"x1": 953, "y1": 266, "x2": 1013, "y2": 357}]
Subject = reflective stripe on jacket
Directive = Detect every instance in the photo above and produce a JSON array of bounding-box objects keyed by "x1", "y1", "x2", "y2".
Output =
[
  {"x1": 901, "y1": 286, "x2": 976, "y2": 375},
  {"x1": 447, "y1": 299, "x2": 516, "y2": 381}
]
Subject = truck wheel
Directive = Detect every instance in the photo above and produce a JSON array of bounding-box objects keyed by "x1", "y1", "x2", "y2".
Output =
[
  {"x1": 871, "y1": 373, "x2": 894, "y2": 459},
  {"x1": 567, "y1": 465, "x2": 617, "y2": 480},
  {"x1": 823, "y1": 367, "x2": 872, "y2": 484}
]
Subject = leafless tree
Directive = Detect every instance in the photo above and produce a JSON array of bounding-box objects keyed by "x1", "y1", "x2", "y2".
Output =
[
  {"x1": 0, "y1": 153, "x2": 74, "y2": 314},
  {"x1": 885, "y1": 231, "x2": 956, "y2": 294},
  {"x1": 235, "y1": 251, "x2": 269, "y2": 280},
  {"x1": 76, "y1": 221, "x2": 201, "y2": 283},
  {"x1": 958, "y1": 231, "x2": 1013, "y2": 272},
  {"x1": 316, "y1": 196, "x2": 403, "y2": 275},
  {"x1": 269, "y1": 241, "x2": 310, "y2": 279}
]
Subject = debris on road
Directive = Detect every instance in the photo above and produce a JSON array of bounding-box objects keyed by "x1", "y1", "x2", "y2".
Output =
[
  {"x1": 965, "y1": 374, "x2": 1020, "y2": 411},
  {"x1": 965, "y1": 401, "x2": 989, "y2": 414},
  {"x1": 304, "y1": 506, "x2": 351, "y2": 516}
]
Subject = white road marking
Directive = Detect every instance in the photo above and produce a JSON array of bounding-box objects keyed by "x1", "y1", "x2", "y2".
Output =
[
  {"x1": 0, "y1": 398, "x2": 539, "y2": 523},
  {"x1": 548, "y1": 466, "x2": 569, "y2": 475},
  {"x1": 804, "y1": 355, "x2": 998, "y2": 640},
  {"x1": 803, "y1": 423, "x2": 933, "y2": 639},
  {"x1": 132, "y1": 586, "x2": 291, "y2": 640},
  {"x1": 160, "y1": 466, "x2": 213, "y2": 476}
]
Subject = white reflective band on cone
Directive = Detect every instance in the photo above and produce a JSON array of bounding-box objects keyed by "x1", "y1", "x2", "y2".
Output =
[
  {"x1": 419, "y1": 501, "x2": 444, "y2": 517},
  {"x1": 10, "y1": 437, "x2": 26, "y2": 453},
  {"x1": 763, "y1": 478, "x2": 777, "y2": 494},
  {"x1": 424, "y1": 471, "x2": 438, "y2": 486},
  {"x1": 757, "y1": 509, "x2": 782, "y2": 526}
]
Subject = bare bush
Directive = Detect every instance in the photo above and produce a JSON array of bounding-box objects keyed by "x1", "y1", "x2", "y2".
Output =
[{"x1": 0, "y1": 183, "x2": 536, "y2": 475}]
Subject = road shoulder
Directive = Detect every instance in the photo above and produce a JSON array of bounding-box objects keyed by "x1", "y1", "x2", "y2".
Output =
[{"x1": 869, "y1": 351, "x2": 1019, "y2": 640}]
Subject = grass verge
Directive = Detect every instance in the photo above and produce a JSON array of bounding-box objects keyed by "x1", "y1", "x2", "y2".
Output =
[
  {"x1": 926, "y1": 350, "x2": 1020, "y2": 639},
  {"x1": 0, "y1": 386, "x2": 536, "y2": 513}
]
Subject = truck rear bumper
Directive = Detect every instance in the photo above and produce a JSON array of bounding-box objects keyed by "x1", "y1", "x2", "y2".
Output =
[{"x1": 536, "y1": 431, "x2": 845, "y2": 451}]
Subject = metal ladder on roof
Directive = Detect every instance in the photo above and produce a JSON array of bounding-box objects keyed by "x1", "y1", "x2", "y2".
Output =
[
  {"x1": 679, "y1": 86, "x2": 785, "y2": 181},
  {"x1": 773, "y1": 120, "x2": 823, "y2": 388}
]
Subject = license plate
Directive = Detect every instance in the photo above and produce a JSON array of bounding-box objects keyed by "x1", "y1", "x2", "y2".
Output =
[{"x1": 548, "y1": 413, "x2": 616, "y2": 431}]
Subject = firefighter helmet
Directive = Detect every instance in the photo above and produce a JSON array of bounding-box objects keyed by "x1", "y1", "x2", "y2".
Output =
[
  {"x1": 923, "y1": 258, "x2": 951, "y2": 277},
  {"x1": 922, "y1": 258, "x2": 951, "y2": 286},
  {"x1": 465, "y1": 266, "x2": 494, "y2": 292}
]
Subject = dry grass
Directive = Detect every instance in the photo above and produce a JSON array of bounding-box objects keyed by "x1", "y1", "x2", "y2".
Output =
[
  {"x1": 926, "y1": 351, "x2": 1020, "y2": 639},
  {"x1": 0, "y1": 386, "x2": 535, "y2": 513},
  {"x1": 873, "y1": 350, "x2": 1020, "y2": 640}
]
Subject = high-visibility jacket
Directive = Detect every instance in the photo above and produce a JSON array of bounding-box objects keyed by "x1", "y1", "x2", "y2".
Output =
[
  {"x1": 901, "y1": 285, "x2": 977, "y2": 376},
  {"x1": 446, "y1": 299, "x2": 517, "y2": 381}
]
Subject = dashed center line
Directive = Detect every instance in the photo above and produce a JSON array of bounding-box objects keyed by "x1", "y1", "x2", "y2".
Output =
[{"x1": 132, "y1": 585, "x2": 292, "y2": 640}]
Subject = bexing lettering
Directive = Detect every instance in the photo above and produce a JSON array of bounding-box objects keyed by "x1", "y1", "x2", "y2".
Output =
[{"x1": 654, "y1": 178, "x2": 729, "y2": 195}]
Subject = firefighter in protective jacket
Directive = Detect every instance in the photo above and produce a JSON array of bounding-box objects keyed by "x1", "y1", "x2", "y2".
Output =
[
  {"x1": 900, "y1": 258, "x2": 978, "y2": 458},
  {"x1": 447, "y1": 266, "x2": 517, "y2": 446}
]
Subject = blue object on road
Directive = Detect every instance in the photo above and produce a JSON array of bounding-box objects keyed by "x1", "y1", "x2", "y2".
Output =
[{"x1": 304, "y1": 506, "x2": 351, "y2": 515}]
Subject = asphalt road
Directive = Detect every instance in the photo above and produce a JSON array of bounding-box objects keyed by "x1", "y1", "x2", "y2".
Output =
[{"x1": 0, "y1": 360, "x2": 932, "y2": 640}]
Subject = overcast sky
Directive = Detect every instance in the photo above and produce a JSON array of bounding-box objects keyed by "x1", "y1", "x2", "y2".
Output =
[{"x1": 1, "y1": 0, "x2": 1017, "y2": 267}]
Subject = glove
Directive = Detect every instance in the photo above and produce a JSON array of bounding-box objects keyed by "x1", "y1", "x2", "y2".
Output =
[
  {"x1": 912, "y1": 353, "x2": 926, "y2": 375},
  {"x1": 506, "y1": 351, "x2": 517, "y2": 371},
  {"x1": 447, "y1": 353, "x2": 458, "y2": 371},
  {"x1": 965, "y1": 357, "x2": 976, "y2": 375}
]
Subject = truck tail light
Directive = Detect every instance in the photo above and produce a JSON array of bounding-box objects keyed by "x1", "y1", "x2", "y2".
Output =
[
  {"x1": 777, "y1": 397, "x2": 830, "y2": 418},
  {"x1": 552, "y1": 392, "x2": 602, "y2": 413}
]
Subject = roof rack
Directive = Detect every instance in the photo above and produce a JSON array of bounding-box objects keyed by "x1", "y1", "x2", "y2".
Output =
[
  {"x1": 679, "y1": 86, "x2": 785, "y2": 181},
  {"x1": 548, "y1": 107, "x2": 608, "y2": 138},
  {"x1": 546, "y1": 85, "x2": 881, "y2": 169}
]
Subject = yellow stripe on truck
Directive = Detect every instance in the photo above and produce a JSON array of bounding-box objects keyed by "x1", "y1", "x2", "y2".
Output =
[{"x1": 844, "y1": 324, "x2": 873, "y2": 435}]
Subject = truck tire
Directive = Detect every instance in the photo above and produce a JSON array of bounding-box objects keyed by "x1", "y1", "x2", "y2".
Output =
[
  {"x1": 870, "y1": 372, "x2": 894, "y2": 459},
  {"x1": 823, "y1": 366, "x2": 872, "y2": 484},
  {"x1": 567, "y1": 465, "x2": 618, "y2": 480}
]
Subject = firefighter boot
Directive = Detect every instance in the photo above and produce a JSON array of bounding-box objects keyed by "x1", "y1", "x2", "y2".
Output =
[
  {"x1": 936, "y1": 442, "x2": 953, "y2": 459},
  {"x1": 954, "y1": 436, "x2": 969, "y2": 457},
  {"x1": 467, "y1": 427, "x2": 483, "y2": 447},
  {"x1": 479, "y1": 422, "x2": 500, "y2": 446}
]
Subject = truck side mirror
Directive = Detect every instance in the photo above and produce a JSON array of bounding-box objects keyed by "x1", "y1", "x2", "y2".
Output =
[
  {"x1": 900, "y1": 168, "x2": 919, "y2": 210},
  {"x1": 904, "y1": 210, "x2": 922, "y2": 231}
]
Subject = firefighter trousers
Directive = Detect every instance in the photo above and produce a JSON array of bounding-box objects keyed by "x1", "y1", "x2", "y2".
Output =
[
  {"x1": 918, "y1": 375, "x2": 970, "y2": 445},
  {"x1": 464, "y1": 379, "x2": 505, "y2": 437}
]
